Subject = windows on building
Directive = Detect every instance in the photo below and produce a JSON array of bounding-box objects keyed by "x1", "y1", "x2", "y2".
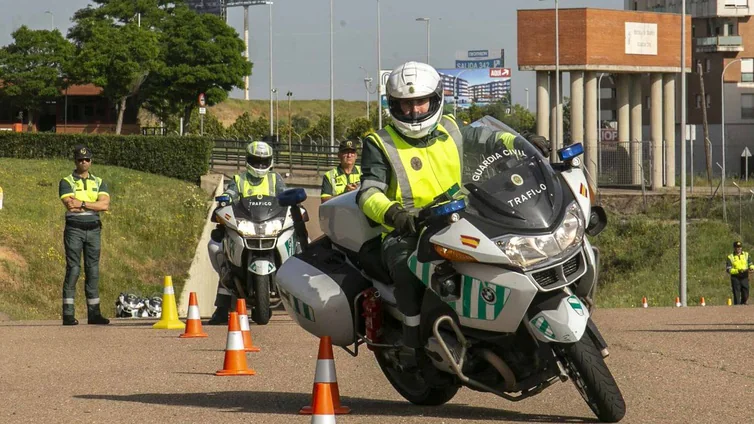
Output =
[
  {"x1": 696, "y1": 94, "x2": 702, "y2": 109},
  {"x1": 742, "y1": 58, "x2": 754, "y2": 82},
  {"x1": 742, "y1": 94, "x2": 754, "y2": 119},
  {"x1": 706, "y1": 94, "x2": 712, "y2": 108}
]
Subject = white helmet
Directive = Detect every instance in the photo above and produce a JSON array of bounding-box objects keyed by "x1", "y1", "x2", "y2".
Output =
[
  {"x1": 245, "y1": 141, "x2": 274, "y2": 178},
  {"x1": 386, "y1": 61, "x2": 444, "y2": 139}
]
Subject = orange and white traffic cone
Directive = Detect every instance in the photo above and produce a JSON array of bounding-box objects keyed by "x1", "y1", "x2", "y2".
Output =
[
  {"x1": 310, "y1": 382, "x2": 337, "y2": 424},
  {"x1": 300, "y1": 336, "x2": 350, "y2": 415},
  {"x1": 216, "y1": 312, "x2": 255, "y2": 376},
  {"x1": 237, "y1": 299, "x2": 261, "y2": 352},
  {"x1": 675, "y1": 297, "x2": 682, "y2": 307},
  {"x1": 179, "y1": 292, "x2": 208, "y2": 338},
  {"x1": 641, "y1": 296, "x2": 648, "y2": 308},
  {"x1": 700, "y1": 297, "x2": 706, "y2": 307}
]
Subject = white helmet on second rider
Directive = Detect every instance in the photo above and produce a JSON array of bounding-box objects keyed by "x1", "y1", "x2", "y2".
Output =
[
  {"x1": 386, "y1": 61, "x2": 444, "y2": 139},
  {"x1": 246, "y1": 141, "x2": 274, "y2": 178}
]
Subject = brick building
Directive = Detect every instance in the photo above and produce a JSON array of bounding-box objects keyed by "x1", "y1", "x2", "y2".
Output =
[{"x1": 518, "y1": 8, "x2": 691, "y2": 189}]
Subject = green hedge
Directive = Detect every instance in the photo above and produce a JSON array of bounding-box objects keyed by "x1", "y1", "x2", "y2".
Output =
[{"x1": 0, "y1": 132, "x2": 213, "y2": 182}]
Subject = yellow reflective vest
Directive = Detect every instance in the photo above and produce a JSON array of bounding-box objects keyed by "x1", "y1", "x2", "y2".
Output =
[
  {"x1": 233, "y1": 173, "x2": 276, "y2": 197},
  {"x1": 321, "y1": 165, "x2": 362, "y2": 200},
  {"x1": 728, "y1": 252, "x2": 753, "y2": 276}
]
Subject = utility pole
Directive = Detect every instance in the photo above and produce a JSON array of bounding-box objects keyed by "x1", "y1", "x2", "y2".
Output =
[
  {"x1": 287, "y1": 91, "x2": 293, "y2": 176},
  {"x1": 697, "y1": 63, "x2": 713, "y2": 193}
]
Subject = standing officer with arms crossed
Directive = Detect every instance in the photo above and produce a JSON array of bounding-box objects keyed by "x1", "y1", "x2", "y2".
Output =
[
  {"x1": 320, "y1": 139, "x2": 362, "y2": 203},
  {"x1": 726, "y1": 241, "x2": 754, "y2": 305},
  {"x1": 357, "y1": 61, "x2": 550, "y2": 350},
  {"x1": 59, "y1": 145, "x2": 111, "y2": 326}
]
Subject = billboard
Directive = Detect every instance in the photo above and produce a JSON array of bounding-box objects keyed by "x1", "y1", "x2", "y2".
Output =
[
  {"x1": 455, "y1": 48, "x2": 504, "y2": 69},
  {"x1": 187, "y1": 0, "x2": 224, "y2": 16},
  {"x1": 437, "y1": 68, "x2": 511, "y2": 109}
]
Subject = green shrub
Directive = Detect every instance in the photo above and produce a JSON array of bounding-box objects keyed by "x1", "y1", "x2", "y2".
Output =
[{"x1": 0, "y1": 132, "x2": 213, "y2": 182}]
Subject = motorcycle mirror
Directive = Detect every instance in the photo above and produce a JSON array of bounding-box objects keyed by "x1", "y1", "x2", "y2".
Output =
[
  {"x1": 585, "y1": 206, "x2": 607, "y2": 237},
  {"x1": 278, "y1": 188, "x2": 307, "y2": 207}
]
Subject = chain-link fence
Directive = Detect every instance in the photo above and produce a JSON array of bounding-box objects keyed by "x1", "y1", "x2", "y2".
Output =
[{"x1": 597, "y1": 141, "x2": 653, "y2": 188}]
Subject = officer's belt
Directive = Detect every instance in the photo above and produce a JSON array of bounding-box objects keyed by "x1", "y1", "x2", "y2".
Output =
[{"x1": 65, "y1": 220, "x2": 102, "y2": 230}]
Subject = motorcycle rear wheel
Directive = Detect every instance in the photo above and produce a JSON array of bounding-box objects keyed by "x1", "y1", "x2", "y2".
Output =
[
  {"x1": 249, "y1": 273, "x2": 271, "y2": 325},
  {"x1": 558, "y1": 336, "x2": 626, "y2": 422},
  {"x1": 374, "y1": 349, "x2": 459, "y2": 406}
]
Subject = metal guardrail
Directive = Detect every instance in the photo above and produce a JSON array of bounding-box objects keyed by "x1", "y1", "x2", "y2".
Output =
[{"x1": 210, "y1": 139, "x2": 355, "y2": 174}]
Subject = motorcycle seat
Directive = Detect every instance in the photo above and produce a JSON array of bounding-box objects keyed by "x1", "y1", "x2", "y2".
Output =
[{"x1": 358, "y1": 236, "x2": 393, "y2": 285}]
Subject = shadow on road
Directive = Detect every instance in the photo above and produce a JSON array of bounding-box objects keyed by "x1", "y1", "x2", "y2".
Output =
[
  {"x1": 631, "y1": 329, "x2": 754, "y2": 333},
  {"x1": 668, "y1": 323, "x2": 754, "y2": 326},
  {"x1": 76, "y1": 390, "x2": 596, "y2": 422}
]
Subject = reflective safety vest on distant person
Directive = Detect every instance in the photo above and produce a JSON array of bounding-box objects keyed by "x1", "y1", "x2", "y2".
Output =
[
  {"x1": 728, "y1": 252, "x2": 751, "y2": 275},
  {"x1": 324, "y1": 165, "x2": 362, "y2": 197}
]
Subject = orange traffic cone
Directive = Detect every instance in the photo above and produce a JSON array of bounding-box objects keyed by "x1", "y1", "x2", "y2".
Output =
[
  {"x1": 310, "y1": 382, "x2": 337, "y2": 424},
  {"x1": 700, "y1": 297, "x2": 706, "y2": 307},
  {"x1": 675, "y1": 297, "x2": 682, "y2": 307},
  {"x1": 216, "y1": 312, "x2": 255, "y2": 376},
  {"x1": 300, "y1": 336, "x2": 350, "y2": 415},
  {"x1": 237, "y1": 299, "x2": 261, "y2": 352},
  {"x1": 179, "y1": 292, "x2": 208, "y2": 338},
  {"x1": 641, "y1": 296, "x2": 648, "y2": 308}
]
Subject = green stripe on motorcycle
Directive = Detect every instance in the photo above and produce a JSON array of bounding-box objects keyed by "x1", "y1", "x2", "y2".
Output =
[
  {"x1": 421, "y1": 262, "x2": 431, "y2": 285},
  {"x1": 293, "y1": 297, "x2": 301, "y2": 315}
]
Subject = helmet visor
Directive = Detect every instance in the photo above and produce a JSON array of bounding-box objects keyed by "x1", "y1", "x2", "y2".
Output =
[
  {"x1": 247, "y1": 155, "x2": 272, "y2": 170},
  {"x1": 389, "y1": 93, "x2": 442, "y2": 124}
]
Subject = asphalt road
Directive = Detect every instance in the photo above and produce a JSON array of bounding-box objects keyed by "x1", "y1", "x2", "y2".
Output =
[{"x1": 2, "y1": 306, "x2": 753, "y2": 423}]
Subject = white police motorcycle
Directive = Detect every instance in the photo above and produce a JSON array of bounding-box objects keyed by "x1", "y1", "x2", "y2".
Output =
[
  {"x1": 275, "y1": 125, "x2": 623, "y2": 422},
  {"x1": 211, "y1": 194, "x2": 304, "y2": 325}
]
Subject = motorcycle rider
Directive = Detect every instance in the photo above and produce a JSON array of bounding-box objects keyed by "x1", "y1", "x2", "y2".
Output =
[
  {"x1": 207, "y1": 141, "x2": 287, "y2": 325},
  {"x1": 356, "y1": 61, "x2": 550, "y2": 349}
]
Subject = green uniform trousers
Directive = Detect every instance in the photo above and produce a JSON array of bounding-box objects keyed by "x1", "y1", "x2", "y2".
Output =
[{"x1": 62, "y1": 223, "x2": 102, "y2": 317}]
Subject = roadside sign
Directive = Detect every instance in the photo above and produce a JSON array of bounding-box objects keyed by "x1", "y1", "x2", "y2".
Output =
[
  {"x1": 199, "y1": 107, "x2": 207, "y2": 115},
  {"x1": 198, "y1": 93, "x2": 206, "y2": 107},
  {"x1": 489, "y1": 68, "x2": 511, "y2": 78},
  {"x1": 600, "y1": 128, "x2": 619, "y2": 142},
  {"x1": 742, "y1": 147, "x2": 752, "y2": 158}
]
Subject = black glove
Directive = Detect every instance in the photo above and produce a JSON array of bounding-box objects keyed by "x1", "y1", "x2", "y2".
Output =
[
  {"x1": 384, "y1": 204, "x2": 416, "y2": 236},
  {"x1": 524, "y1": 133, "x2": 551, "y2": 158}
]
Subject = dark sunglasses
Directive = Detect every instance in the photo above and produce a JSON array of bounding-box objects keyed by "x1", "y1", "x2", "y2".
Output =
[{"x1": 77, "y1": 158, "x2": 91, "y2": 163}]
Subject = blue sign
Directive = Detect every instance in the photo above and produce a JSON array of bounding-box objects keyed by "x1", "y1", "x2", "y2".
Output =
[
  {"x1": 455, "y1": 59, "x2": 503, "y2": 69},
  {"x1": 467, "y1": 50, "x2": 489, "y2": 58},
  {"x1": 381, "y1": 95, "x2": 388, "y2": 109}
]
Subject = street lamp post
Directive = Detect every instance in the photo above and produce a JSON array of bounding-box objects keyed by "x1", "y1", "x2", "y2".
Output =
[
  {"x1": 376, "y1": 0, "x2": 383, "y2": 129},
  {"x1": 415, "y1": 17, "x2": 430, "y2": 64},
  {"x1": 272, "y1": 88, "x2": 278, "y2": 140},
  {"x1": 45, "y1": 11, "x2": 54, "y2": 30},
  {"x1": 359, "y1": 66, "x2": 374, "y2": 120},
  {"x1": 525, "y1": 88, "x2": 529, "y2": 111},
  {"x1": 597, "y1": 73, "x2": 606, "y2": 174},
  {"x1": 269, "y1": 3, "x2": 274, "y2": 137},
  {"x1": 680, "y1": 1, "x2": 688, "y2": 307},
  {"x1": 238, "y1": 1, "x2": 273, "y2": 102},
  {"x1": 287, "y1": 91, "x2": 293, "y2": 173},
  {"x1": 453, "y1": 70, "x2": 469, "y2": 117},
  {"x1": 330, "y1": 0, "x2": 335, "y2": 147},
  {"x1": 721, "y1": 58, "x2": 741, "y2": 225}
]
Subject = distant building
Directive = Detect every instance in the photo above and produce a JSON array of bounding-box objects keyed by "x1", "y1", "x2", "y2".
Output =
[
  {"x1": 438, "y1": 72, "x2": 470, "y2": 98},
  {"x1": 0, "y1": 84, "x2": 139, "y2": 134}
]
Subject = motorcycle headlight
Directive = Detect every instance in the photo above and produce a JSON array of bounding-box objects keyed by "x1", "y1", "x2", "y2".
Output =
[
  {"x1": 494, "y1": 202, "x2": 584, "y2": 269},
  {"x1": 237, "y1": 219, "x2": 257, "y2": 236}
]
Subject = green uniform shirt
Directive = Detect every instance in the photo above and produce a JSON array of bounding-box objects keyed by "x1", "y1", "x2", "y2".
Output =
[{"x1": 59, "y1": 172, "x2": 109, "y2": 223}]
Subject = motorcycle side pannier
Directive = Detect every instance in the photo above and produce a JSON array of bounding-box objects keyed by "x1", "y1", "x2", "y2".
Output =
[{"x1": 275, "y1": 238, "x2": 371, "y2": 346}]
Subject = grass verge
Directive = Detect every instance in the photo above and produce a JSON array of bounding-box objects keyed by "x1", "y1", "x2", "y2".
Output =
[{"x1": 0, "y1": 158, "x2": 209, "y2": 320}]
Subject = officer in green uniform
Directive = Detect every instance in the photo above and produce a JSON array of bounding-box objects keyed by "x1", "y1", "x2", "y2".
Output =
[
  {"x1": 726, "y1": 241, "x2": 754, "y2": 305},
  {"x1": 357, "y1": 62, "x2": 550, "y2": 349},
  {"x1": 207, "y1": 141, "x2": 287, "y2": 324},
  {"x1": 59, "y1": 145, "x2": 111, "y2": 326},
  {"x1": 320, "y1": 140, "x2": 362, "y2": 203}
]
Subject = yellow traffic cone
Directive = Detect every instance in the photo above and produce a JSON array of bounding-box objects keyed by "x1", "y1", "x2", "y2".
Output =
[{"x1": 153, "y1": 276, "x2": 186, "y2": 330}]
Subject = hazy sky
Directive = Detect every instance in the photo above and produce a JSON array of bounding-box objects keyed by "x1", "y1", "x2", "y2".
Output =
[{"x1": 1, "y1": 0, "x2": 623, "y2": 105}]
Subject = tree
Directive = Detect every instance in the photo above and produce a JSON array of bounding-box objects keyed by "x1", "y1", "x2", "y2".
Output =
[
  {"x1": 141, "y1": 4, "x2": 251, "y2": 133},
  {"x1": 227, "y1": 112, "x2": 269, "y2": 140},
  {"x1": 69, "y1": 17, "x2": 159, "y2": 134},
  {"x1": 345, "y1": 117, "x2": 373, "y2": 140},
  {"x1": 0, "y1": 27, "x2": 74, "y2": 130},
  {"x1": 186, "y1": 109, "x2": 225, "y2": 137},
  {"x1": 304, "y1": 114, "x2": 347, "y2": 141},
  {"x1": 291, "y1": 115, "x2": 310, "y2": 134}
]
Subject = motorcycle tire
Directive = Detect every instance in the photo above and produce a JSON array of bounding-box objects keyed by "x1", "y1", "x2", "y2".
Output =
[
  {"x1": 374, "y1": 349, "x2": 459, "y2": 406},
  {"x1": 249, "y1": 273, "x2": 271, "y2": 325},
  {"x1": 559, "y1": 336, "x2": 626, "y2": 423}
]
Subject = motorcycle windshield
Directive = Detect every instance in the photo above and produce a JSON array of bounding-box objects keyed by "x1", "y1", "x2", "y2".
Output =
[
  {"x1": 461, "y1": 123, "x2": 569, "y2": 236},
  {"x1": 235, "y1": 195, "x2": 287, "y2": 222}
]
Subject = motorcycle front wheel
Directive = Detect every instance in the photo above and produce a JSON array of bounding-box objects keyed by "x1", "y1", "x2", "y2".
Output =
[
  {"x1": 374, "y1": 349, "x2": 459, "y2": 406},
  {"x1": 556, "y1": 336, "x2": 626, "y2": 423},
  {"x1": 248, "y1": 273, "x2": 271, "y2": 325}
]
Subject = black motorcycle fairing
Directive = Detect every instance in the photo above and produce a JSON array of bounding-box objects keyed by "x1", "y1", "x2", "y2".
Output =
[{"x1": 234, "y1": 195, "x2": 288, "y2": 222}]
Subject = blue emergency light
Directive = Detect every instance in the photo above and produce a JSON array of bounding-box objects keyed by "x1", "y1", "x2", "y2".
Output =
[
  {"x1": 431, "y1": 199, "x2": 466, "y2": 217},
  {"x1": 557, "y1": 143, "x2": 584, "y2": 162}
]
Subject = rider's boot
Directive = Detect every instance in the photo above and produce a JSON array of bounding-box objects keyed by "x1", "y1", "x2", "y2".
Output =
[{"x1": 207, "y1": 306, "x2": 229, "y2": 325}]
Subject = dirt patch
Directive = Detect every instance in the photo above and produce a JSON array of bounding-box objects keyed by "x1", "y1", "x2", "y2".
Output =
[{"x1": 0, "y1": 246, "x2": 28, "y2": 290}]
